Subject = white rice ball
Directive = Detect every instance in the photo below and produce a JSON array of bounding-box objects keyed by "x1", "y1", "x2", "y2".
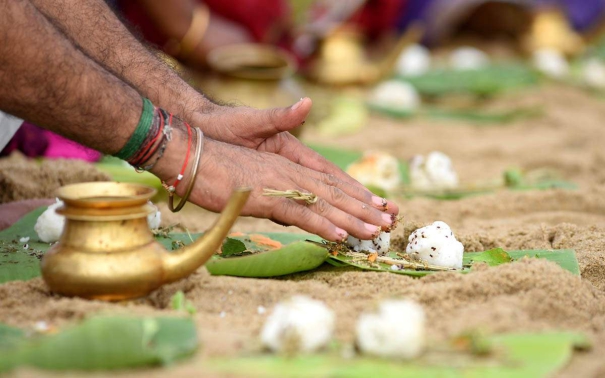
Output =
[
  {"x1": 368, "y1": 81, "x2": 420, "y2": 112},
  {"x1": 533, "y1": 48, "x2": 569, "y2": 79},
  {"x1": 583, "y1": 58, "x2": 605, "y2": 89},
  {"x1": 405, "y1": 221, "x2": 464, "y2": 269},
  {"x1": 395, "y1": 44, "x2": 431, "y2": 77},
  {"x1": 410, "y1": 151, "x2": 459, "y2": 190},
  {"x1": 347, "y1": 231, "x2": 391, "y2": 255},
  {"x1": 261, "y1": 296, "x2": 335, "y2": 353},
  {"x1": 146, "y1": 201, "x2": 162, "y2": 230},
  {"x1": 449, "y1": 47, "x2": 490, "y2": 70},
  {"x1": 34, "y1": 199, "x2": 65, "y2": 243},
  {"x1": 356, "y1": 300, "x2": 426, "y2": 359}
]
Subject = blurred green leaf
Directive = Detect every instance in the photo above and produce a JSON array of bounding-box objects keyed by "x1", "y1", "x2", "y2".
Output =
[
  {"x1": 95, "y1": 156, "x2": 162, "y2": 190},
  {"x1": 398, "y1": 64, "x2": 540, "y2": 97},
  {"x1": 0, "y1": 316, "x2": 197, "y2": 372},
  {"x1": 368, "y1": 103, "x2": 542, "y2": 124},
  {"x1": 0, "y1": 323, "x2": 25, "y2": 350},
  {"x1": 170, "y1": 291, "x2": 196, "y2": 316},
  {"x1": 204, "y1": 332, "x2": 587, "y2": 378},
  {"x1": 466, "y1": 248, "x2": 512, "y2": 266},
  {"x1": 0, "y1": 206, "x2": 47, "y2": 284}
]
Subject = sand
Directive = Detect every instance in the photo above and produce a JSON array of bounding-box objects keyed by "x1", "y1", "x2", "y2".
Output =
[
  {"x1": 1, "y1": 83, "x2": 605, "y2": 377},
  {"x1": 0, "y1": 152, "x2": 110, "y2": 204}
]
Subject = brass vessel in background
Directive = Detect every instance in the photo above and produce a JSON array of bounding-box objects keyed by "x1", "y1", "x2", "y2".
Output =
[
  {"x1": 41, "y1": 182, "x2": 250, "y2": 301},
  {"x1": 196, "y1": 43, "x2": 305, "y2": 137},
  {"x1": 305, "y1": 25, "x2": 424, "y2": 86}
]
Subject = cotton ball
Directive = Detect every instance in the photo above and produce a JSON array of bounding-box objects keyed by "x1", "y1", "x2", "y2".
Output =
[
  {"x1": 346, "y1": 151, "x2": 402, "y2": 191},
  {"x1": 146, "y1": 201, "x2": 161, "y2": 230},
  {"x1": 34, "y1": 199, "x2": 65, "y2": 243},
  {"x1": 347, "y1": 231, "x2": 391, "y2": 255},
  {"x1": 368, "y1": 81, "x2": 420, "y2": 112},
  {"x1": 356, "y1": 300, "x2": 426, "y2": 359},
  {"x1": 533, "y1": 48, "x2": 568, "y2": 79},
  {"x1": 406, "y1": 221, "x2": 464, "y2": 269},
  {"x1": 395, "y1": 44, "x2": 431, "y2": 77},
  {"x1": 583, "y1": 58, "x2": 605, "y2": 89},
  {"x1": 449, "y1": 47, "x2": 489, "y2": 70},
  {"x1": 261, "y1": 296, "x2": 335, "y2": 353},
  {"x1": 410, "y1": 152, "x2": 458, "y2": 190}
]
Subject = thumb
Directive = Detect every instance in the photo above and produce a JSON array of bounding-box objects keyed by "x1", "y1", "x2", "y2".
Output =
[{"x1": 251, "y1": 97, "x2": 312, "y2": 137}]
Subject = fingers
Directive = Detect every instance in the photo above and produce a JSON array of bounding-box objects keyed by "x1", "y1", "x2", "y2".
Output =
[
  {"x1": 269, "y1": 198, "x2": 348, "y2": 242},
  {"x1": 306, "y1": 168, "x2": 399, "y2": 215},
  {"x1": 248, "y1": 98, "x2": 312, "y2": 138},
  {"x1": 273, "y1": 134, "x2": 400, "y2": 215},
  {"x1": 306, "y1": 197, "x2": 383, "y2": 240},
  {"x1": 301, "y1": 180, "x2": 394, "y2": 232}
]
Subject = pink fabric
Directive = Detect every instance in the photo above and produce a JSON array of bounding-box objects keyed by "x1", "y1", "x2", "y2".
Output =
[
  {"x1": 0, "y1": 122, "x2": 101, "y2": 162},
  {"x1": 42, "y1": 130, "x2": 101, "y2": 162}
]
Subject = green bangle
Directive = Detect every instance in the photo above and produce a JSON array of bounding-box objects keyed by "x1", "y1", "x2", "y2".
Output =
[{"x1": 114, "y1": 98, "x2": 154, "y2": 160}]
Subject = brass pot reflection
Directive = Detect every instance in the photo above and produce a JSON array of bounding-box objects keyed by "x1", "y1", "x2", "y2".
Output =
[
  {"x1": 198, "y1": 43, "x2": 305, "y2": 137},
  {"x1": 41, "y1": 182, "x2": 250, "y2": 301}
]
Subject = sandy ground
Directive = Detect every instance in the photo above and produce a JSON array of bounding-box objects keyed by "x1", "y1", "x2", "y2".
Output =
[{"x1": 1, "y1": 84, "x2": 605, "y2": 377}]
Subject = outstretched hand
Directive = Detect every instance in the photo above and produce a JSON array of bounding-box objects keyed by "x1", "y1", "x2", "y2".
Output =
[{"x1": 173, "y1": 138, "x2": 397, "y2": 242}]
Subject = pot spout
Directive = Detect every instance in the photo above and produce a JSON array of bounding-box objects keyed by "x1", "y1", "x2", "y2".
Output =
[{"x1": 162, "y1": 188, "x2": 251, "y2": 284}]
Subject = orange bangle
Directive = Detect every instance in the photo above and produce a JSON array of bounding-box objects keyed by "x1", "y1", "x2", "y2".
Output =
[{"x1": 164, "y1": 5, "x2": 210, "y2": 60}]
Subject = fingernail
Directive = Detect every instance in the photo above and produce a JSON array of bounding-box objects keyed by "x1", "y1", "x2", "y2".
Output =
[
  {"x1": 335, "y1": 227, "x2": 347, "y2": 240},
  {"x1": 364, "y1": 223, "x2": 380, "y2": 234},
  {"x1": 291, "y1": 98, "x2": 305, "y2": 110},
  {"x1": 381, "y1": 212, "x2": 393, "y2": 225},
  {"x1": 372, "y1": 196, "x2": 387, "y2": 208}
]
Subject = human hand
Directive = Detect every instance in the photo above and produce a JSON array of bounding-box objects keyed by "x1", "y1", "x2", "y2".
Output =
[
  {"x1": 191, "y1": 98, "x2": 400, "y2": 216},
  {"x1": 176, "y1": 138, "x2": 396, "y2": 241}
]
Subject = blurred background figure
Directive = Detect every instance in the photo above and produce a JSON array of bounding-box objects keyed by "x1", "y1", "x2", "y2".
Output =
[{"x1": 3, "y1": 0, "x2": 605, "y2": 159}]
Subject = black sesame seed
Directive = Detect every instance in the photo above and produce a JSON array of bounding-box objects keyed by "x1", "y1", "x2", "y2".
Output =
[{"x1": 431, "y1": 247, "x2": 436, "y2": 251}]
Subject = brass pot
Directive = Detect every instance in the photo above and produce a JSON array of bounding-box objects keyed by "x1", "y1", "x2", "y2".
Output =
[
  {"x1": 41, "y1": 182, "x2": 250, "y2": 301},
  {"x1": 198, "y1": 43, "x2": 305, "y2": 137}
]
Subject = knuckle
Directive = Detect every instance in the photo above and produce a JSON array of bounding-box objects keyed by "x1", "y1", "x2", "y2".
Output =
[
  {"x1": 321, "y1": 172, "x2": 339, "y2": 185},
  {"x1": 328, "y1": 186, "x2": 346, "y2": 203},
  {"x1": 313, "y1": 198, "x2": 330, "y2": 215}
]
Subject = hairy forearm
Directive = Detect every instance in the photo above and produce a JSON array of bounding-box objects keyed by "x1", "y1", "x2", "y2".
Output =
[
  {"x1": 30, "y1": 0, "x2": 211, "y2": 121},
  {"x1": 0, "y1": 0, "x2": 140, "y2": 154}
]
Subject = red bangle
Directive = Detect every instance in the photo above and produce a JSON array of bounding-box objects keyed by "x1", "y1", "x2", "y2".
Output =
[{"x1": 162, "y1": 115, "x2": 193, "y2": 195}]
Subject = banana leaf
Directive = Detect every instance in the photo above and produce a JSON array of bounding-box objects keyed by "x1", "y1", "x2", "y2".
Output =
[
  {"x1": 0, "y1": 207, "x2": 580, "y2": 282},
  {"x1": 0, "y1": 316, "x2": 197, "y2": 372},
  {"x1": 0, "y1": 323, "x2": 25, "y2": 349},
  {"x1": 397, "y1": 64, "x2": 540, "y2": 97},
  {"x1": 0, "y1": 206, "x2": 48, "y2": 283},
  {"x1": 328, "y1": 249, "x2": 579, "y2": 278},
  {"x1": 368, "y1": 103, "x2": 543, "y2": 124},
  {"x1": 204, "y1": 242, "x2": 328, "y2": 277},
  {"x1": 204, "y1": 332, "x2": 588, "y2": 378}
]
